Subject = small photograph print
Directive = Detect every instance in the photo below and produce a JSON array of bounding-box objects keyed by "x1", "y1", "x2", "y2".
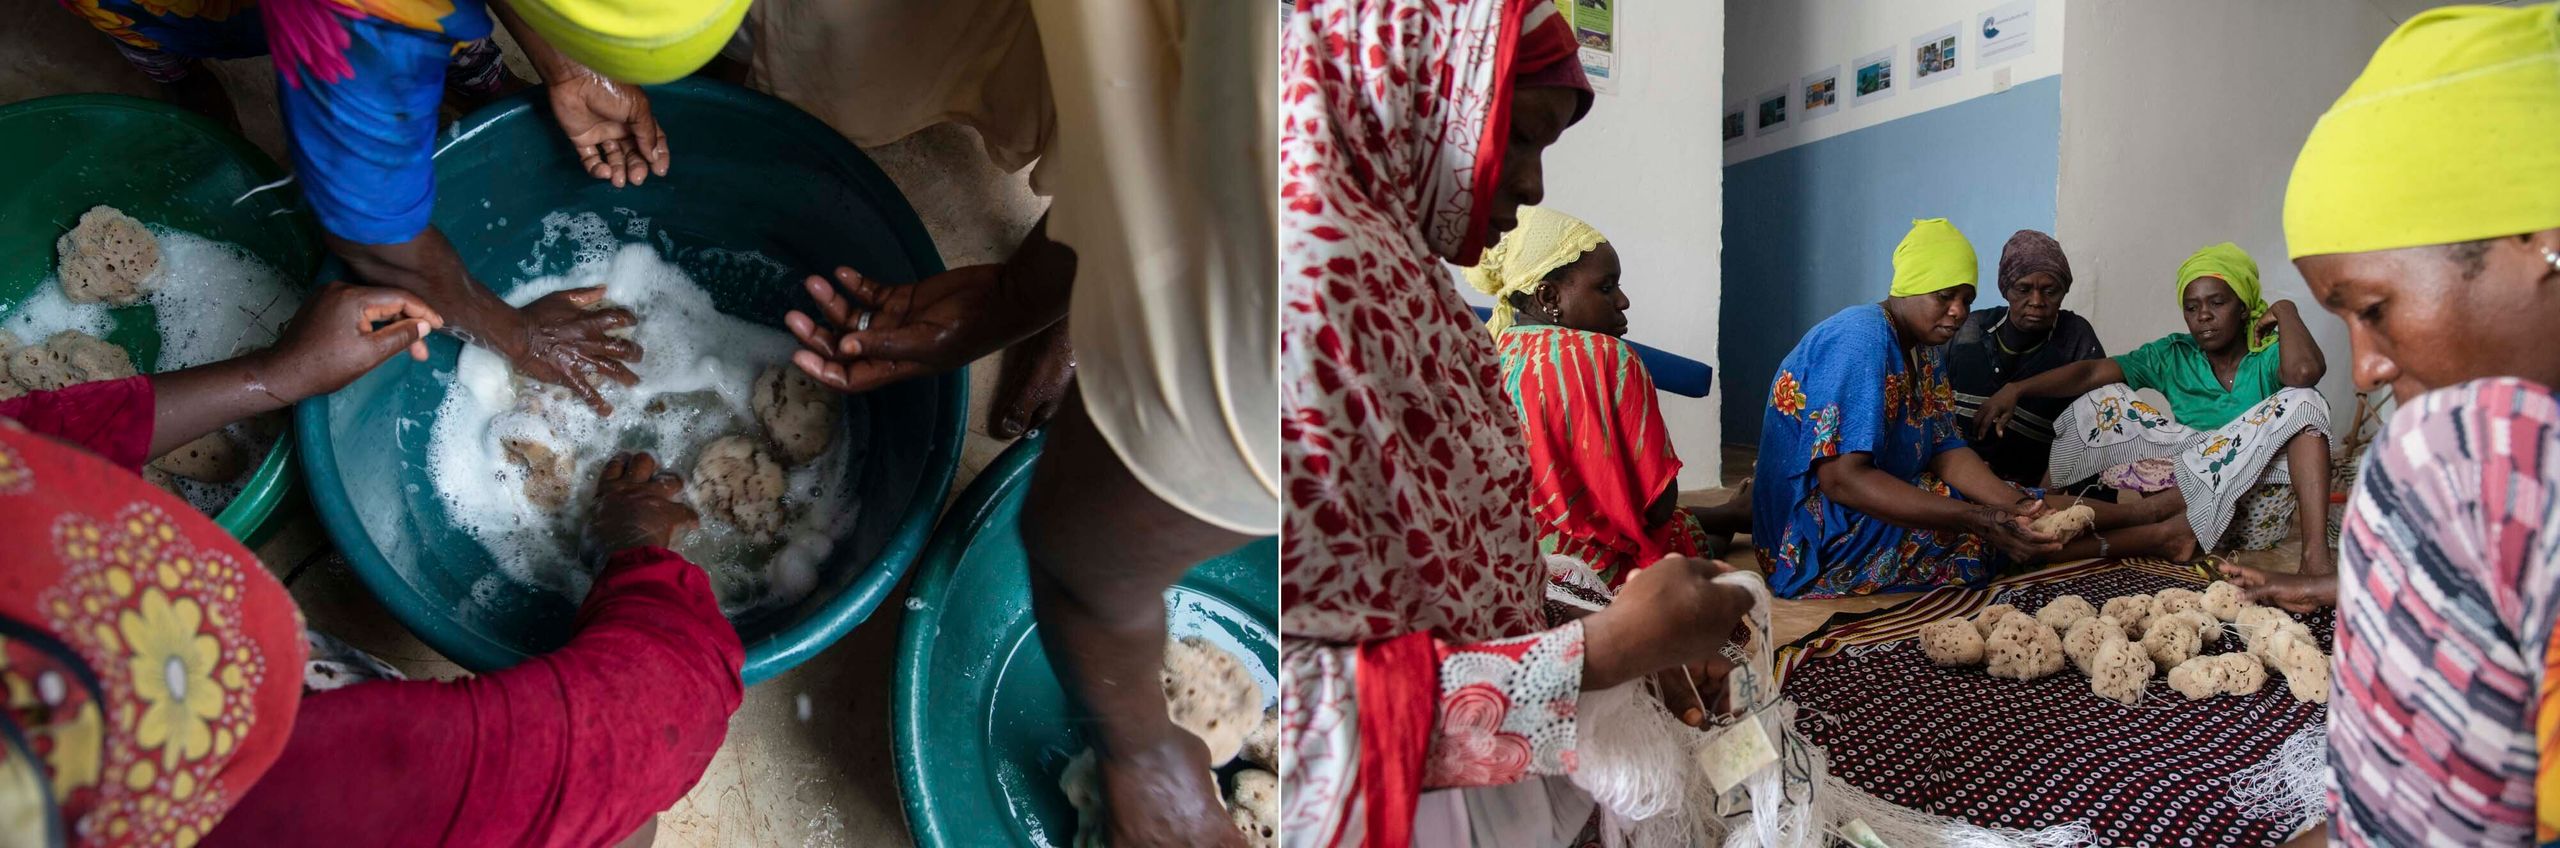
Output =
[
  {"x1": 1754, "y1": 87, "x2": 1788, "y2": 137},
  {"x1": 1913, "y1": 23, "x2": 1963, "y2": 87},
  {"x1": 1577, "y1": 27, "x2": 1612, "y2": 51},
  {"x1": 1800, "y1": 66, "x2": 1841, "y2": 121},
  {"x1": 1852, "y1": 47, "x2": 1896, "y2": 106}
]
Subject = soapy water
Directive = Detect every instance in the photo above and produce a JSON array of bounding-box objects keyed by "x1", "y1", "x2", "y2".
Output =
[
  {"x1": 428, "y1": 231, "x2": 856, "y2": 615},
  {"x1": 5, "y1": 228, "x2": 300, "y2": 517}
]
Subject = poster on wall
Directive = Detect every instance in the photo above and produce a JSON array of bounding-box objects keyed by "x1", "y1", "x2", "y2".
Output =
[
  {"x1": 1753, "y1": 86, "x2": 1788, "y2": 137},
  {"x1": 1912, "y1": 21, "x2": 1962, "y2": 88},
  {"x1": 1553, "y1": 0, "x2": 1619, "y2": 94},
  {"x1": 1851, "y1": 47, "x2": 1895, "y2": 107},
  {"x1": 1799, "y1": 66, "x2": 1841, "y2": 121},
  {"x1": 1723, "y1": 102, "x2": 1746, "y2": 146},
  {"x1": 1976, "y1": 0, "x2": 2035, "y2": 66}
]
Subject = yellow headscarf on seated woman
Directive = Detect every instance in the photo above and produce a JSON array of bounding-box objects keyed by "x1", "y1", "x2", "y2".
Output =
[
  {"x1": 2176, "y1": 242, "x2": 2277, "y2": 353},
  {"x1": 1888, "y1": 218, "x2": 1978, "y2": 297},
  {"x1": 2284, "y1": 2, "x2": 2560, "y2": 259},
  {"x1": 1463, "y1": 205, "x2": 1609, "y2": 336}
]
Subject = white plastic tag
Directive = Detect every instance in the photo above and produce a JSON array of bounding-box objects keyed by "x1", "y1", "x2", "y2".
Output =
[{"x1": 1696, "y1": 714, "x2": 1778, "y2": 795}]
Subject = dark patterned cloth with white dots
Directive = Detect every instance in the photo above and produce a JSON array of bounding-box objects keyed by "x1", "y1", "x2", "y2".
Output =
[{"x1": 1783, "y1": 569, "x2": 2330, "y2": 847}]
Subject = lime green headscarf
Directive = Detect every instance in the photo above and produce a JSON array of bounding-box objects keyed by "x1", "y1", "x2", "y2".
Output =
[
  {"x1": 510, "y1": 0, "x2": 752, "y2": 85},
  {"x1": 2284, "y1": 2, "x2": 2560, "y2": 259},
  {"x1": 1463, "y1": 205, "x2": 1609, "y2": 335},
  {"x1": 2176, "y1": 242, "x2": 2277, "y2": 353},
  {"x1": 1888, "y1": 218, "x2": 1979, "y2": 297}
]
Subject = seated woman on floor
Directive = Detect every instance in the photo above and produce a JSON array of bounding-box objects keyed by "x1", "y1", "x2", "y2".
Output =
[
  {"x1": 1942, "y1": 230, "x2": 2107, "y2": 488},
  {"x1": 1974, "y1": 242, "x2": 2336, "y2": 575},
  {"x1": 1467, "y1": 205, "x2": 1749, "y2": 587},
  {"x1": 1752, "y1": 218, "x2": 2181, "y2": 599}
]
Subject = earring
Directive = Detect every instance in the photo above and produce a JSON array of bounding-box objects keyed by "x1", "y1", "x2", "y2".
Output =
[{"x1": 2543, "y1": 245, "x2": 2560, "y2": 272}]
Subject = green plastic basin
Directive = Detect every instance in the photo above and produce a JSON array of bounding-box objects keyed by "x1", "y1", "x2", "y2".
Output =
[
  {"x1": 894, "y1": 437, "x2": 1279, "y2": 846},
  {"x1": 0, "y1": 94, "x2": 319, "y2": 546},
  {"x1": 293, "y1": 80, "x2": 964, "y2": 684}
]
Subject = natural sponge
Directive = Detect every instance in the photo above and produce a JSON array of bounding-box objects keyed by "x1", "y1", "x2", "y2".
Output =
[
  {"x1": 2063, "y1": 615, "x2": 2124, "y2": 672},
  {"x1": 1163, "y1": 637, "x2": 1263, "y2": 766},
  {"x1": 2203, "y1": 580, "x2": 2248, "y2": 621},
  {"x1": 2027, "y1": 504, "x2": 2097, "y2": 543},
  {"x1": 2237, "y1": 605, "x2": 2312, "y2": 663},
  {"x1": 2087, "y1": 638, "x2": 2156, "y2": 705},
  {"x1": 2159, "y1": 609, "x2": 2224, "y2": 645},
  {"x1": 2264, "y1": 630, "x2": 2331, "y2": 705},
  {"x1": 2036, "y1": 595, "x2": 2098, "y2": 634},
  {"x1": 1920, "y1": 617, "x2": 1986, "y2": 666},
  {"x1": 2101, "y1": 595, "x2": 2155, "y2": 637},
  {"x1": 56, "y1": 206, "x2": 160, "y2": 306},
  {"x1": 2153, "y1": 587, "x2": 2205, "y2": 618},
  {"x1": 1985, "y1": 614, "x2": 2065, "y2": 681},
  {"x1": 2140, "y1": 616, "x2": 2203, "y2": 668},
  {"x1": 752, "y1": 364, "x2": 837, "y2": 466},
  {"x1": 1972, "y1": 604, "x2": 2019, "y2": 638},
  {"x1": 1229, "y1": 768, "x2": 1279, "y2": 848},
  {"x1": 692, "y1": 435, "x2": 788, "y2": 539}
]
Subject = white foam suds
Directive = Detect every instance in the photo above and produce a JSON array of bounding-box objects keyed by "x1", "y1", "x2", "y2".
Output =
[
  {"x1": 0, "y1": 278, "x2": 111, "y2": 341},
  {"x1": 427, "y1": 233, "x2": 855, "y2": 613},
  {"x1": 146, "y1": 229, "x2": 298, "y2": 370}
]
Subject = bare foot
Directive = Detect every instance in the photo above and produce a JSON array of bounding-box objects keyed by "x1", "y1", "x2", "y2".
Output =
[{"x1": 2217, "y1": 562, "x2": 2337, "y2": 613}]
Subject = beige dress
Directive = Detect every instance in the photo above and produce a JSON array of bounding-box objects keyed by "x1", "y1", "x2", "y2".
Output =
[{"x1": 746, "y1": 0, "x2": 1278, "y2": 536}]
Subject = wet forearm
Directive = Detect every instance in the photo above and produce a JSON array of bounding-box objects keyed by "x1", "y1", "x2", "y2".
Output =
[
  {"x1": 146, "y1": 354, "x2": 301, "y2": 458},
  {"x1": 326, "y1": 230, "x2": 521, "y2": 355}
]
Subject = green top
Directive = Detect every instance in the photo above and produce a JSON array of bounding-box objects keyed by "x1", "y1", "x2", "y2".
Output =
[{"x1": 2111, "y1": 333, "x2": 2285, "y2": 430}]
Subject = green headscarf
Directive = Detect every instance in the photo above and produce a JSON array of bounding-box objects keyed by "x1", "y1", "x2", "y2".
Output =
[
  {"x1": 1889, "y1": 218, "x2": 1979, "y2": 297},
  {"x1": 2175, "y1": 242, "x2": 2275, "y2": 353}
]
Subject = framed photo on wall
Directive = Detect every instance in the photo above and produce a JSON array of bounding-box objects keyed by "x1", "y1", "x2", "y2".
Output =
[
  {"x1": 1753, "y1": 86, "x2": 1789, "y2": 137},
  {"x1": 1851, "y1": 47, "x2": 1895, "y2": 107},
  {"x1": 1724, "y1": 102, "x2": 1746, "y2": 146},
  {"x1": 1913, "y1": 21, "x2": 1962, "y2": 87},
  {"x1": 1799, "y1": 66, "x2": 1841, "y2": 121}
]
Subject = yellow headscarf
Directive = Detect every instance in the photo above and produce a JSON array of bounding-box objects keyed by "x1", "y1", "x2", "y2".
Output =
[
  {"x1": 2175, "y1": 243, "x2": 2277, "y2": 353},
  {"x1": 1463, "y1": 205, "x2": 1609, "y2": 335},
  {"x1": 509, "y1": 0, "x2": 752, "y2": 85},
  {"x1": 2284, "y1": 2, "x2": 2560, "y2": 259},
  {"x1": 1888, "y1": 218, "x2": 1978, "y2": 297}
]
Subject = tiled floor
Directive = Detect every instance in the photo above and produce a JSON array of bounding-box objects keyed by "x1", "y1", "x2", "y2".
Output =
[{"x1": 3, "y1": 15, "x2": 1039, "y2": 845}]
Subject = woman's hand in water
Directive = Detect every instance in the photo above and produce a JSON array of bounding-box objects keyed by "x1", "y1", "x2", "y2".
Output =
[
  {"x1": 501, "y1": 287, "x2": 642, "y2": 415},
  {"x1": 783, "y1": 263, "x2": 1070, "y2": 395},
  {"x1": 1582, "y1": 555, "x2": 1752, "y2": 691},
  {"x1": 547, "y1": 68, "x2": 669, "y2": 188},
  {"x1": 250, "y1": 282, "x2": 442, "y2": 402},
  {"x1": 589, "y1": 452, "x2": 698, "y2": 553}
]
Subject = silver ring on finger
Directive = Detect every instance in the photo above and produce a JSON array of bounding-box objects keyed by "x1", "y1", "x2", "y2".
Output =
[{"x1": 857, "y1": 310, "x2": 873, "y2": 332}]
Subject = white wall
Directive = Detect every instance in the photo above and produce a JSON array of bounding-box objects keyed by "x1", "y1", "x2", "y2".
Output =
[
  {"x1": 2057, "y1": 0, "x2": 2401, "y2": 429},
  {"x1": 1456, "y1": 0, "x2": 1728, "y2": 490},
  {"x1": 1724, "y1": 0, "x2": 2066, "y2": 165}
]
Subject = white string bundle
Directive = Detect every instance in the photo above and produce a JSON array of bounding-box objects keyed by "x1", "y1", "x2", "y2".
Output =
[{"x1": 2228, "y1": 725, "x2": 2329, "y2": 835}]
